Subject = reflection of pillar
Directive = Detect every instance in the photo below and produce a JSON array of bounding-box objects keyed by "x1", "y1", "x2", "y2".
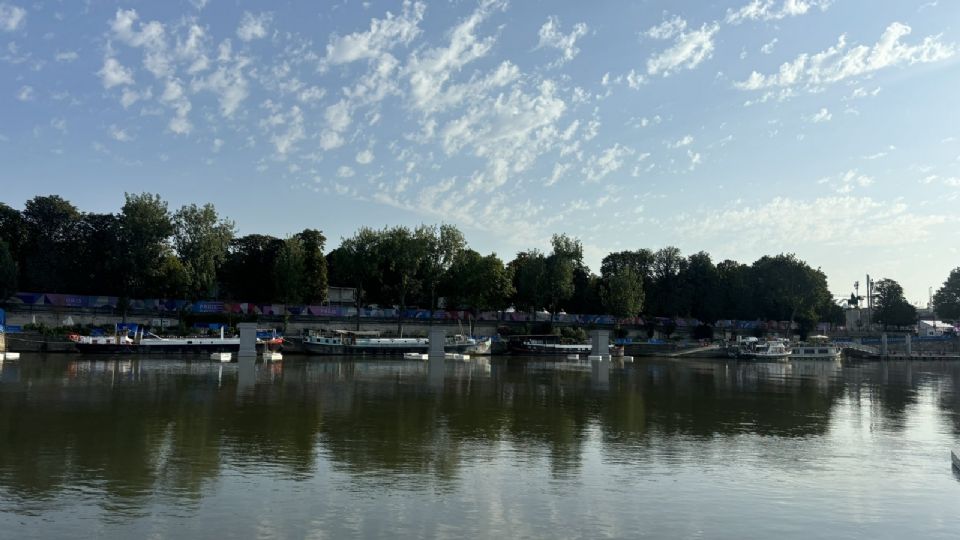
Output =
[
  {"x1": 238, "y1": 355, "x2": 255, "y2": 395},
  {"x1": 905, "y1": 334, "x2": 912, "y2": 356},
  {"x1": 238, "y1": 323, "x2": 257, "y2": 358},
  {"x1": 428, "y1": 353, "x2": 445, "y2": 389},
  {"x1": 428, "y1": 326, "x2": 446, "y2": 389},
  {"x1": 881, "y1": 333, "x2": 888, "y2": 356},
  {"x1": 590, "y1": 330, "x2": 610, "y2": 357},
  {"x1": 591, "y1": 357, "x2": 609, "y2": 388}
]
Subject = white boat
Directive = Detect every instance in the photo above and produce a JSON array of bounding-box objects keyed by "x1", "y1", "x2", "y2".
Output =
[
  {"x1": 404, "y1": 352, "x2": 429, "y2": 360},
  {"x1": 261, "y1": 351, "x2": 283, "y2": 361},
  {"x1": 302, "y1": 330, "x2": 476, "y2": 356},
  {"x1": 1, "y1": 352, "x2": 19, "y2": 360},
  {"x1": 728, "y1": 337, "x2": 792, "y2": 360},
  {"x1": 210, "y1": 352, "x2": 232, "y2": 362},
  {"x1": 790, "y1": 335, "x2": 843, "y2": 360}
]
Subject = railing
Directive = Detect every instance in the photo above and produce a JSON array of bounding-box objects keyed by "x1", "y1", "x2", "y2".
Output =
[{"x1": 3, "y1": 291, "x2": 855, "y2": 331}]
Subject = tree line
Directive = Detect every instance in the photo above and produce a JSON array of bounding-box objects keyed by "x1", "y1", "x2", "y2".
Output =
[{"x1": 2, "y1": 194, "x2": 955, "y2": 329}]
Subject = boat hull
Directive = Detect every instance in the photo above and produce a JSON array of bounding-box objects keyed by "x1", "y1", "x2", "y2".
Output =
[
  {"x1": 74, "y1": 342, "x2": 273, "y2": 355},
  {"x1": 303, "y1": 341, "x2": 473, "y2": 355},
  {"x1": 509, "y1": 344, "x2": 593, "y2": 356}
]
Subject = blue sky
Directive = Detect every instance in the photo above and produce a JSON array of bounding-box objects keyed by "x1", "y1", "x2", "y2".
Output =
[{"x1": 1, "y1": 0, "x2": 958, "y2": 304}]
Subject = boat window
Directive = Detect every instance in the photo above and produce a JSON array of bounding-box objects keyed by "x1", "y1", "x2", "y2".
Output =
[
  {"x1": 187, "y1": 340, "x2": 192, "y2": 344},
  {"x1": 804, "y1": 349, "x2": 815, "y2": 354},
  {"x1": 818, "y1": 349, "x2": 828, "y2": 354}
]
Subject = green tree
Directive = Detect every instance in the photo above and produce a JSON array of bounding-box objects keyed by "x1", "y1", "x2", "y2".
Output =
[
  {"x1": 274, "y1": 236, "x2": 307, "y2": 304},
  {"x1": 0, "y1": 203, "x2": 25, "y2": 263},
  {"x1": 650, "y1": 246, "x2": 689, "y2": 317},
  {"x1": 337, "y1": 227, "x2": 382, "y2": 329},
  {"x1": 173, "y1": 203, "x2": 235, "y2": 299},
  {"x1": 417, "y1": 224, "x2": 465, "y2": 314},
  {"x1": 751, "y1": 254, "x2": 830, "y2": 330},
  {"x1": 544, "y1": 233, "x2": 582, "y2": 314},
  {"x1": 441, "y1": 250, "x2": 514, "y2": 313},
  {"x1": 601, "y1": 265, "x2": 644, "y2": 319},
  {"x1": 509, "y1": 249, "x2": 547, "y2": 312},
  {"x1": 155, "y1": 254, "x2": 190, "y2": 300},
  {"x1": 0, "y1": 240, "x2": 17, "y2": 302},
  {"x1": 74, "y1": 213, "x2": 123, "y2": 295},
  {"x1": 295, "y1": 229, "x2": 328, "y2": 304},
  {"x1": 20, "y1": 195, "x2": 81, "y2": 292},
  {"x1": 873, "y1": 278, "x2": 917, "y2": 329},
  {"x1": 119, "y1": 193, "x2": 174, "y2": 298},
  {"x1": 220, "y1": 234, "x2": 284, "y2": 302},
  {"x1": 380, "y1": 226, "x2": 426, "y2": 333},
  {"x1": 933, "y1": 267, "x2": 960, "y2": 320},
  {"x1": 684, "y1": 251, "x2": 721, "y2": 322},
  {"x1": 716, "y1": 259, "x2": 754, "y2": 320}
]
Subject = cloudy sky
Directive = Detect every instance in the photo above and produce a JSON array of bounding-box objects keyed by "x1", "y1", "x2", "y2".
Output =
[{"x1": 1, "y1": 0, "x2": 958, "y2": 303}]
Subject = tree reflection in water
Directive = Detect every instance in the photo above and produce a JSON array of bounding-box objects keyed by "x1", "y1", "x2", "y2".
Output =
[{"x1": 1, "y1": 354, "x2": 960, "y2": 513}]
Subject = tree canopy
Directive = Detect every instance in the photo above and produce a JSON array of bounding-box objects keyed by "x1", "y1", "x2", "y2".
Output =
[
  {"x1": 873, "y1": 278, "x2": 917, "y2": 329},
  {"x1": 933, "y1": 267, "x2": 960, "y2": 320}
]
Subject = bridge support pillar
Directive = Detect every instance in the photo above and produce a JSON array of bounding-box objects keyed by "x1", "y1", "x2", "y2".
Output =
[
  {"x1": 590, "y1": 330, "x2": 610, "y2": 358},
  {"x1": 905, "y1": 334, "x2": 912, "y2": 356},
  {"x1": 238, "y1": 323, "x2": 257, "y2": 358},
  {"x1": 880, "y1": 333, "x2": 888, "y2": 357}
]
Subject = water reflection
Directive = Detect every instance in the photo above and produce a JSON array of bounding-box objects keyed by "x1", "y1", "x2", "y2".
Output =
[{"x1": 2, "y1": 354, "x2": 960, "y2": 537}]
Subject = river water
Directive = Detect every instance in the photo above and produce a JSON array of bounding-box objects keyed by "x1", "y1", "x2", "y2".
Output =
[{"x1": 1, "y1": 354, "x2": 959, "y2": 539}]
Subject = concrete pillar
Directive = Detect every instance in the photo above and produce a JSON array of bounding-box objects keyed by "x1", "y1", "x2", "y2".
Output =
[
  {"x1": 880, "y1": 333, "x2": 888, "y2": 357},
  {"x1": 590, "y1": 329, "x2": 610, "y2": 357},
  {"x1": 428, "y1": 326, "x2": 446, "y2": 358},
  {"x1": 238, "y1": 323, "x2": 257, "y2": 358},
  {"x1": 0, "y1": 332, "x2": 5, "y2": 354},
  {"x1": 905, "y1": 334, "x2": 912, "y2": 356}
]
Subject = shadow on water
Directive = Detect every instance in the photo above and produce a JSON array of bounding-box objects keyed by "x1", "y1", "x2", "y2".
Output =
[{"x1": 1, "y1": 353, "x2": 960, "y2": 516}]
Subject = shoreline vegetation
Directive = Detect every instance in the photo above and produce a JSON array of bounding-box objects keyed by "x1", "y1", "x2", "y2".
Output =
[{"x1": 1, "y1": 193, "x2": 959, "y2": 340}]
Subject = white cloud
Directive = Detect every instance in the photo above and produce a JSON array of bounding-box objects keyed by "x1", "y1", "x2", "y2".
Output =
[
  {"x1": 406, "y1": 0, "x2": 505, "y2": 112},
  {"x1": 726, "y1": 0, "x2": 832, "y2": 24},
  {"x1": 0, "y1": 3, "x2": 26, "y2": 32},
  {"x1": 109, "y1": 124, "x2": 132, "y2": 142},
  {"x1": 337, "y1": 165, "x2": 356, "y2": 178},
  {"x1": 319, "y1": 130, "x2": 344, "y2": 150},
  {"x1": 50, "y1": 117, "x2": 66, "y2": 133},
  {"x1": 583, "y1": 143, "x2": 633, "y2": 182},
  {"x1": 321, "y1": 1, "x2": 424, "y2": 66},
  {"x1": 356, "y1": 149, "x2": 374, "y2": 164},
  {"x1": 191, "y1": 48, "x2": 249, "y2": 117},
  {"x1": 269, "y1": 106, "x2": 304, "y2": 156},
  {"x1": 735, "y1": 23, "x2": 955, "y2": 91},
  {"x1": 645, "y1": 16, "x2": 686, "y2": 40},
  {"x1": 669, "y1": 134, "x2": 694, "y2": 148},
  {"x1": 647, "y1": 20, "x2": 720, "y2": 76},
  {"x1": 16, "y1": 84, "x2": 33, "y2": 101},
  {"x1": 760, "y1": 38, "x2": 778, "y2": 54},
  {"x1": 54, "y1": 50, "x2": 78, "y2": 62},
  {"x1": 120, "y1": 87, "x2": 150, "y2": 108},
  {"x1": 809, "y1": 107, "x2": 832, "y2": 123},
  {"x1": 324, "y1": 99, "x2": 352, "y2": 132},
  {"x1": 99, "y1": 57, "x2": 135, "y2": 88},
  {"x1": 110, "y1": 9, "x2": 171, "y2": 78},
  {"x1": 817, "y1": 169, "x2": 873, "y2": 193},
  {"x1": 536, "y1": 16, "x2": 588, "y2": 66},
  {"x1": 237, "y1": 11, "x2": 271, "y2": 42},
  {"x1": 680, "y1": 195, "x2": 948, "y2": 250}
]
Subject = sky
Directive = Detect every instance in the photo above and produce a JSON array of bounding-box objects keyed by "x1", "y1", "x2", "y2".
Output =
[{"x1": 1, "y1": 0, "x2": 958, "y2": 305}]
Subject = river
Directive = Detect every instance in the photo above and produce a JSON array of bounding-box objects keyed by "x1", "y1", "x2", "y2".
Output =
[{"x1": 1, "y1": 354, "x2": 959, "y2": 539}]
